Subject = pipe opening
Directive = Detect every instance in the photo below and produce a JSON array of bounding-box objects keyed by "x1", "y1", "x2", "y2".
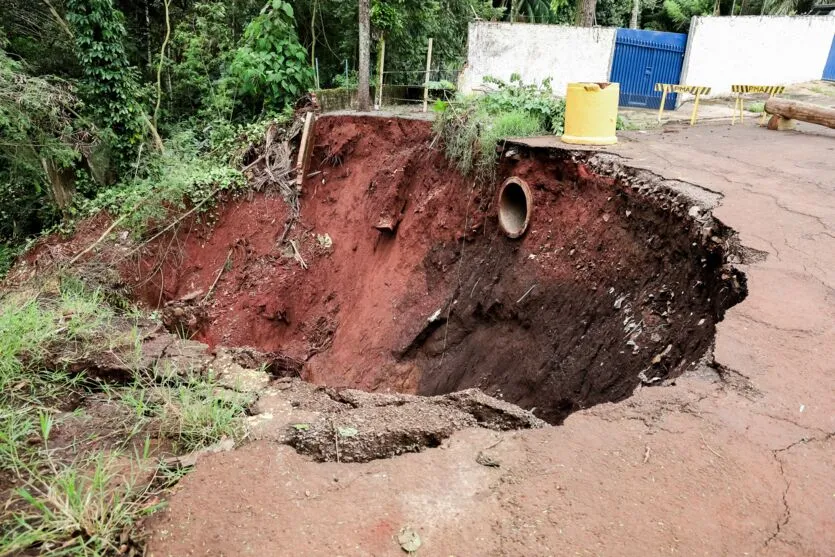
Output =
[{"x1": 498, "y1": 177, "x2": 532, "y2": 238}]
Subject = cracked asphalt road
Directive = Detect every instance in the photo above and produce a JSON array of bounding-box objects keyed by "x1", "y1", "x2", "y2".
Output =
[{"x1": 147, "y1": 121, "x2": 834, "y2": 556}]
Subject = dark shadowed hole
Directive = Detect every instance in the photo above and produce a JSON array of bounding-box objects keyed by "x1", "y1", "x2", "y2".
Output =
[{"x1": 498, "y1": 181, "x2": 528, "y2": 237}]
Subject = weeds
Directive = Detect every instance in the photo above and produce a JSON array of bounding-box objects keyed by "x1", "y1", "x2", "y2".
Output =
[
  {"x1": 158, "y1": 375, "x2": 245, "y2": 452},
  {"x1": 433, "y1": 75, "x2": 560, "y2": 184},
  {"x1": 116, "y1": 371, "x2": 247, "y2": 454},
  {"x1": 78, "y1": 133, "x2": 245, "y2": 239},
  {"x1": 0, "y1": 284, "x2": 110, "y2": 403},
  {"x1": 747, "y1": 101, "x2": 765, "y2": 114},
  {"x1": 1, "y1": 452, "x2": 159, "y2": 556},
  {"x1": 0, "y1": 278, "x2": 247, "y2": 555}
]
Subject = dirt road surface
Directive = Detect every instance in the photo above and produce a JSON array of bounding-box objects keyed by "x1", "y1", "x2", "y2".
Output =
[{"x1": 146, "y1": 121, "x2": 835, "y2": 556}]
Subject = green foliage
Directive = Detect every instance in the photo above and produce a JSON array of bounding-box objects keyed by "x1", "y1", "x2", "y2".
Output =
[
  {"x1": 228, "y1": 0, "x2": 313, "y2": 115},
  {"x1": 0, "y1": 49, "x2": 86, "y2": 241},
  {"x1": 641, "y1": 0, "x2": 712, "y2": 31},
  {"x1": 66, "y1": 0, "x2": 145, "y2": 167},
  {"x1": 0, "y1": 280, "x2": 247, "y2": 553},
  {"x1": 158, "y1": 375, "x2": 246, "y2": 452},
  {"x1": 509, "y1": 0, "x2": 575, "y2": 23},
  {"x1": 81, "y1": 132, "x2": 245, "y2": 238},
  {"x1": 0, "y1": 243, "x2": 18, "y2": 277},
  {"x1": 595, "y1": 0, "x2": 632, "y2": 26},
  {"x1": 0, "y1": 284, "x2": 115, "y2": 399},
  {"x1": 332, "y1": 70, "x2": 359, "y2": 89},
  {"x1": 1, "y1": 452, "x2": 155, "y2": 556},
  {"x1": 435, "y1": 75, "x2": 562, "y2": 184},
  {"x1": 760, "y1": 0, "x2": 824, "y2": 14},
  {"x1": 167, "y1": 1, "x2": 237, "y2": 123},
  {"x1": 480, "y1": 75, "x2": 566, "y2": 135},
  {"x1": 292, "y1": 0, "x2": 499, "y2": 88},
  {"x1": 663, "y1": 0, "x2": 712, "y2": 31}
]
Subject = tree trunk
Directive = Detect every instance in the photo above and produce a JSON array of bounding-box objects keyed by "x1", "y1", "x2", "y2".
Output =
[
  {"x1": 629, "y1": 0, "x2": 641, "y2": 29},
  {"x1": 765, "y1": 98, "x2": 835, "y2": 129},
  {"x1": 630, "y1": 0, "x2": 640, "y2": 28},
  {"x1": 357, "y1": 0, "x2": 371, "y2": 112},
  {"x1": 41, "y1": 158, "x2": 75, "y2": 212},
  {"x1": 576, "y1": 0, "x2": 597, "y2": 27},
  {"x1": 145, "y1": 0, "x2": 152, "y2": 73}
]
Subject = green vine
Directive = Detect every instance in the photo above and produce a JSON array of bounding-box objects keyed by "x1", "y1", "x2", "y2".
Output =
[{"x1": 65, "y1": 0, "x2": 145, "y2": 168}]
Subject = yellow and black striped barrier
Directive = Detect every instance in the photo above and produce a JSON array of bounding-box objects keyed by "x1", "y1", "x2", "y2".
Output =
[
  {"x1": 654, "y1": 84, "x2": 712, "y2": 125},
  {"x1": 731, "y1": 85, "x2": 786, "y2": 124}
]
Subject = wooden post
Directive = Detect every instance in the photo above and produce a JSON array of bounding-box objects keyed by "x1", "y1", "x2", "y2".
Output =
[
  {"x1": 733, "y1": 93, "x2": 743, "y2": 125},
  {"x1": 657, "y1": 88, "x2": 668, "y2": 122},
  {"x1": 423, "y1": 38, "x2": 433, "y2": 113},
  {"x1": 690, "y1": 91, "x2": 701, "y2": 126},
  {"x1": 739, "y1": 93, "x2": 745, "y2": 124},
  {"x1": 375, "y1": 36, "x2": 385, "y2": 109}
]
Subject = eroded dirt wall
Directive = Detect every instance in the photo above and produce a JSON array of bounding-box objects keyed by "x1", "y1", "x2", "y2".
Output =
[{"x1": 128, "y1": 116, "x2": 745, "y2": 423}]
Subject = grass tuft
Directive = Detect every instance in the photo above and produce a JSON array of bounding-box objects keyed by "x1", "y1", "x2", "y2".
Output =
[{"x1": 0, "y1": 279, "x2": 247, "y2": 554}]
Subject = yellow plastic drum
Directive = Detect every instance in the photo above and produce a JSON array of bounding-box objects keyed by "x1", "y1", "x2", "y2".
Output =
[{"x1": 561, "y1": 82, "x2": 619, "y2": 145}]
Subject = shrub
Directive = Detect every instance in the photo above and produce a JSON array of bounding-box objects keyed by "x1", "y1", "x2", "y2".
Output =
[
  {"x1": 227, "y1": 0, "x2": 313, "y2": 115},
  {"x1": 80, "y1": 130, "x2": 245, "y2": 238},
  {"x1": 434, "y1": 75, "x2": 558, "y2": 184},
  {"x1": 481, "y1": 74, "x2": 566, "y2": 135}
]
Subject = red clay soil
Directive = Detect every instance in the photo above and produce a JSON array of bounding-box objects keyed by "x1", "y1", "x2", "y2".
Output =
[
  {"x1": 127, "y1": 115, "x2": 744, "y2": 423},
  {"x1": 144, "y1": 122, "x2": 835, "y2": 557}
]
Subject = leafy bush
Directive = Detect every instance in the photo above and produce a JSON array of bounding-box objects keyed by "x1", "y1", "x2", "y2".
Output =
[
  {"x1": 81, "y1": 133, "x2": 244, "y2": 238},
  {"x1": 332, "y1": 70, "x2": 359, "y2": 89},
  {"x1": 481, "y1": 74, "x2": 567, "y2": 135},
  {"x1": 0, "y1": 244, "x2": 16, "y2": 277},
  {"x1": 227, "y1": 0, "x2": 313, "y2": 115},
  {"x1": 434, "y1": 75, "x2": 560, "y2": 183}
]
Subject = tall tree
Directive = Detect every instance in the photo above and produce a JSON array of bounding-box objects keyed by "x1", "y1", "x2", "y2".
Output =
[
  {"x1": 357, "y1": 0, "x2": 370, "y2": 110},
  {"x1": 576, "y1": 0, "x2": 597, "y2": 25},
  {"x1": 630, "y1": 0, "x2": 640, "y2": 27}
]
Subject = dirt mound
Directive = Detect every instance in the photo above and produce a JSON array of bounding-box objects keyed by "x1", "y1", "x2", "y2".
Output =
[{"x1": 127, "y1": 115, "x2": 746, "y2": 423}]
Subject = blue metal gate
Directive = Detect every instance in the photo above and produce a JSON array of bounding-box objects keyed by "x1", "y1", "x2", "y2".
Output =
[
  {"x1": 609, "y1": 28, "x2": 687, "y2": 110},
  {"x1": 824, "y1": 35, "x2": 835, "y2": 81}
]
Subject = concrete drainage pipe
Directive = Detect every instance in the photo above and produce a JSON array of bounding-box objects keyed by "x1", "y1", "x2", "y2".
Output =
[{"x1": 497, "y1": 177, "x2": 532, "y2": 239}]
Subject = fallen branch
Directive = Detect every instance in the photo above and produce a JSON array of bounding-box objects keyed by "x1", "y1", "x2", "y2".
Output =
[
  {"x1": 65, "y1": 213, "x2": 129, "y2": 267},
  {"x1": 700, "y1": 433, "x2": 724, "y2": 459},
  {"x1": 516, "y1": 284, "x2": 537, "y2": 304},
  {"x1": 290, "y1": 239, "x2": 308, "y2": 269},
  {"x1": 277, "y1": 217, "x2": 296, "y2": 246},
  {"x1": 203, "y1": 249, "x2": 233, "y2": 303}
]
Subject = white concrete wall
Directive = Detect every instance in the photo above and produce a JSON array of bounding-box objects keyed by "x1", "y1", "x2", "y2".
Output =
[
  {"x1": 681, "y1": 15, "x2": 835, "y2": 96},
  {"x1": 458, "y1": 22, "x2": 616, "y2": 96}
]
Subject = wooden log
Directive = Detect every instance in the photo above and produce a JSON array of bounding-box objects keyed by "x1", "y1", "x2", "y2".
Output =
[{"x1": 764, "y1": 98, "x2": 835, "y2": 129}]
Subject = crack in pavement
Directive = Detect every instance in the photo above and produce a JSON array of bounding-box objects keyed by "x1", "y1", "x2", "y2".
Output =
[
  {"x1": 765, "y1": 451, "x2": 792, "y2": 548},
  {"x1": 740, "y1": 185, "x2": 834, "y2": 234},
  {"x1": 764, "y1": 433, "x2": 835, "y2": 547}
]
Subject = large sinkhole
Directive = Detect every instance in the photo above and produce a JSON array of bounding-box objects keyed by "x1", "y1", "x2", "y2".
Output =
[{"x1": 131, "y1": 116, "x2": 747, "y2": 425}]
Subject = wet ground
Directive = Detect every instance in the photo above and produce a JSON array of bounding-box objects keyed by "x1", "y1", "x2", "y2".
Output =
[{"x1": 146, "y1": 120, "x2": 835, "y2": 556}]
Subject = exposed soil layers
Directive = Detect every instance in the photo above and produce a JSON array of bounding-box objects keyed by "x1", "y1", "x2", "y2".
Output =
[{"x1": 130, "y1": 116, "x2": 746, "y2": 423}]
